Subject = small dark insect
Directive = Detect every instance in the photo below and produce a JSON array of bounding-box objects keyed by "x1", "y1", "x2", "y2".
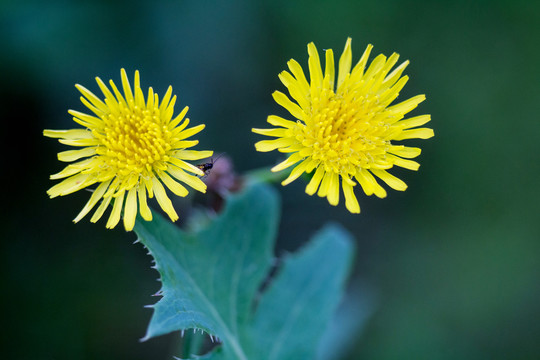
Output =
[{"x1": 196, "y1": 153, "x2": 224, "y2": 177}]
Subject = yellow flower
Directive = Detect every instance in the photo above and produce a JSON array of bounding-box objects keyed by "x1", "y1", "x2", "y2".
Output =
[
  {"x1": 253, "y1": 38, "x2": 434, "y2": 213},
  {"x1": 45, "y1": 69, "x2": 212, "y2": 231}
]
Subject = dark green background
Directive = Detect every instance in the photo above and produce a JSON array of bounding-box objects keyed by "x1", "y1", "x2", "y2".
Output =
[{"x1": 2, "y1": 0, "x2": 539, "y2": 359}]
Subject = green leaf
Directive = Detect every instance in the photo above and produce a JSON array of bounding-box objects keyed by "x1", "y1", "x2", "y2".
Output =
[
  {"x1": 245, "y1": 224, "x2": 355, "y2": 360},
  {"x1": 316, "y1": 281, "x2": 376, "y2": 360},
  {"x1": 134, "y1": 183, "x2": 355, "y2": 360}
]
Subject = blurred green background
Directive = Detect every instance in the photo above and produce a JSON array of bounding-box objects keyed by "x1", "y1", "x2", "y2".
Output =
[{"x1": 2, "y1": 0, "x2": 539, "y2": 359}]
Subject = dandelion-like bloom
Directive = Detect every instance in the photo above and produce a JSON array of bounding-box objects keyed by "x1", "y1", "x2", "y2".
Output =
[
  {"x1": 253, "y1": 38, "x2": 434, "y2": 213},
  {"x1": 45, "y1": 69, "x2": 212, "y2": 231}
]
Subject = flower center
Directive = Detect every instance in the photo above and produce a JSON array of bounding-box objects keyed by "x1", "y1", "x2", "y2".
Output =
[
  {"x1": 301, "y1": 88, "x2": 390, "y2": 176},
  {"x1": 96, "y1": 102, "x2": 172, "y2": 177}
]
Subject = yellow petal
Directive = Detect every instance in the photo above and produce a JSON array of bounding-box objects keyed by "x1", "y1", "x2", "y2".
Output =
[
  {"x1": 73, "y1": 180, "x2": 111, "y2": 223},
  {"x1": 337, "y1": 37, "x2": 352, "y2": 89},
  {"x1": 123, "y1": 188, "x2": 138, "y2": 231},
  {"x1": 158, "y1": 171, "x2": 189, "y2": 197},
  {"x1": 143, "y1": 176, "x2": 154, "y2": 198},
  {"x1": 75, "y1": 84, "x2": 108, "y2": 114},
  {"x1": 369, "y1": 161, "x2": 394, "y2": 170},
  {"x1": 67, "y1": 110, "x2": 103, "y2": 128},
  {"x1": 174, "y1": 150, "x2": 213, "y2": 161},
  {"x1": 378, "y1": 76, "x2": 409, "y2": 106},
  {"x1": 371, "y1": 169, "x2": 407, "y2": 191},
  {"x1": 79, "y1": 96, "x2": 104, "y2": 118},
  {"x1": 254, "y1": 137, "x2": 296, "y2": 152},
  {"x1": 317, "y1": 171, "x2": 332, "y2": 198},
  {"x1": 162, "y1": 95, "x2": 177, "y2": 121},
  {"x1": 43, "y1": 129, "x2": 94, "y2": 139},
  {"x1": 168, "y1": 157, "x2": 204, "y2": 176},
  {"x1": 169, "y1": 106, "x2": 190, "y2": 129},
  {"x1": 133, "y1": 70, "x2": 141, "y2": 96},
  {"x1": 278, "y1": 70, "x2": 310, "y2": 110},
  {"x1": 388, "y1": 155, "x2": 420, "y2": 171},
  {"x1": 137, "y1": 186, "x2": 153, "y2": 221},
  {"x1": 388, "y1": 145, "x2": 422, "y2": 159},
  {"x1": 342, "y1": 179, "x2": 360, "y2": 213},
  {"x1": 381, "y1": 60, "x2": 409, "y2": 90},
  {"x1": 287, "y1": 59, "x2": 310, "y2": 95},
  {"x1": 90, "y1": 194, "x2": 113, "y2": 223},
  {"x1": 108, "y1": 77, "x2": 127, "y2": 106},
  {"x1": 57, "y1": 147, "x2": 96, "y2": 162},
  {"x1": 272, "y1": 91, "x2": 305, "y2": 120},
  {"x1": 46, "y1": 173, "x2": 94, "y2": 198},
  {"x1": 279, "y1": 145, "x2": 305, "y2": 154},
  {"x1": 119, "y1": 172, "x2": 141, "y2": 192},
  {"x1": 59, "y1": 138, "x2": 100, "y2": 147},
  {"x1": 106, "y1": 190, "x2": 125, "y2": 229},
  {"x1": 171, "y1": 140, "x2": 199, "y2": 149},
  {"x1": 398, "y1": 114, "x2": 431, "y2": 129},
  {"x1": 305, "y1": 165, "x2": 325, "y2": 195},
  {"x1": 266, "y1": 115, "x2": 297, "y2": 129},
  {"x1": 387, "y1": 94, "x2": 426, "y2": 115},
  {"x1": 351, "y1": 43, "x2": 373, "y2": 79},
  {"x1": 394, "y1": 127, "x2": 434, "y2": 140},
  {"x1": 134, "y1": 81, "x2": 146, "y2": 108},
  {"x1": 323, "y1": 49, "x2": 335, "y2": 90},
  {"x1": 146, "y1": 87, "x2": 155, "y2": 109},
  {"x1": 307, "y1": 42, "x2": 323, "y2": 92},
  {"x1": 176, "y1": 124, "x2": 206, "y2": 141},
  {"x1": 120, "y1": 68, "x2": 134, "y2": 105},
  {"x1": 271, "y1": 152, "x2": 304, "y2": 172},
  {"x1": 103, "y1": 177, "x2": 121, "y2": 198},
  {"x1": 363, "y1": 54, "x2": 386, "y2": 82},
  {"x1": 95, "y1": 76, "x2": 118, "y2": 106},
  {"x1": 152, "y1": 177, "x2": 179, "y2": 222},
  {"x1": 252, "y1": 128, "x2": 289, "y2": 138},
  {"x1": 326, "y1": 172, "x2": 340, "y2": 206},
  {"x1": 281, "y1": 158, "x2": 314, "y2": 186},
  {"x1": 375, "y1": 52, "x2": 400, "y2": 85},
  {"x1": 119, "y1": 174, "x2": 140, "y2": 194},
  {"x1": 159, "y1": 85, "x2": 173, "y2": 112},
  {"x1": 50, "y1": 158, "x2": 93, "y2": 180},
  {"x1": 167, "y1": 166, "x2": 207, "y2": 193},
  {"x1": 355, "y1": 169, "x2": 387, "y2": 198}
]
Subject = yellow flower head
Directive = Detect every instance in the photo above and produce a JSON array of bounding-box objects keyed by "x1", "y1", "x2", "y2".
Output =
[
  {"x1": 253, "y1": 38, "x2": 434, "y2": 213},
  {"x1": 45, "y1": 69, "x2": 212, "y2": 231}
]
